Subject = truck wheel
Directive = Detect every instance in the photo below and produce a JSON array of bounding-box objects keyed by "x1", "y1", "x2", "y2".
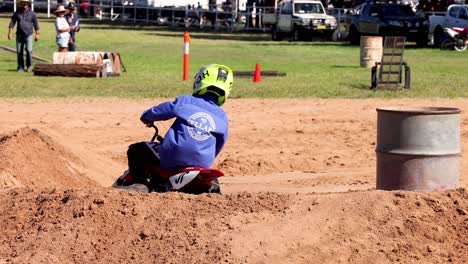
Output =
[
  {"x1": 434, "y1": 27, "x2": 445, "y2": 48},
  {"x1": 348, "y1": 25, "x2": 360, "y2": 45},
  {"x1": 272, "y1": 26, "x2": 282, "y2": 41}
]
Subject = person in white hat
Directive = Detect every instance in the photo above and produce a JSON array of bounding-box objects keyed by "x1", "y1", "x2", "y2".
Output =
[
  {"x1": 7, "y1": 0, "x2": 40, "y2": 72},
  {"x1": 54, "y1": 5, "x2": 75, "y2": 52}
]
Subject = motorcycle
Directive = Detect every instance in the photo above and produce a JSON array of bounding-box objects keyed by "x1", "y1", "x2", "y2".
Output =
[
  {"x1": 112, "y1": 123, "x2": 224, "y2": 194},
  {"x1": 440, "y1": 27, "x2": 468, "y2": 52}
]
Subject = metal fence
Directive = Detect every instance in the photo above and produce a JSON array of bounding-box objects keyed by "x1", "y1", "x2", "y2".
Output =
[{"x1": 0, "y1": 0, "x2": 351, "y2": 39}]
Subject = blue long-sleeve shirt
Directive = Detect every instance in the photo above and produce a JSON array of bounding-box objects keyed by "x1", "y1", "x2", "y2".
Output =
[
  {"x1": 64, "y1": 13, "x2": 80, "y2": 41},
  {"x1": 141, "y1": 94, "x2": 228, "y2": 170},
  {"x1": 9, "y1": 9, "x2": 39, "y2": 37}
]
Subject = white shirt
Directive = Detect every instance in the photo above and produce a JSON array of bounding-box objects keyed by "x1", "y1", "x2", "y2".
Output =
[{"x1": 55, "y1": 16, "x2": 70, "y2": 39}]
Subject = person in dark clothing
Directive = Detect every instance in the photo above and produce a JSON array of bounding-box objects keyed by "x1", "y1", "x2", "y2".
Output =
[
  {"x1": 65, "y1": 1, "x2": 80, "y2": 51},
  {"x1": 7, "y1": 0, "x2": 40, "y2": 72}
]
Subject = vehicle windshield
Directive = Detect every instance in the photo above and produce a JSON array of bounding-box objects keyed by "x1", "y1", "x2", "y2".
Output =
[
  {"x1": 294, "y1": 3, "x2": 324, "y2": 14},
  {"x1": 380, "y1": 5, "x2": 415, "y2": 17}
]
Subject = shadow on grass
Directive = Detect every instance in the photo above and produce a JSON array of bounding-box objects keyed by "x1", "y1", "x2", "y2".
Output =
[
  {"x1": 350, "y1": 83, "x2": 372, "y2": 90},
  {"x1": 252, "y1": 41, "x2": 352, "y2": 47},
  {"x1": 70, "y1": 19, "x2": 358, "y2": 44},
  {"x1": 147, "y1": 32, "x2": 349, "y2": 44},
  {"x1": 147, "y1": 31, "x2": 271, "y2": 41},
  {"x1": 331, "y1": 65, "x2": 362, "y2": 69}
]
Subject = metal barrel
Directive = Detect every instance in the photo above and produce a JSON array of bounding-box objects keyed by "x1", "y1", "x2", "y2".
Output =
[
  {"x1": 376, "y1": 107, "x2": 461, "y2": 190},
  {"x1": 360, "y1": 36, "x2": 383, "y2": 68}
]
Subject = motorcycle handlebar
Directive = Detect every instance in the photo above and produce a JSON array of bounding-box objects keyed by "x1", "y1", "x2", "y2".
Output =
[{"x1": 149, "y1": 123, "x2": 164, "y2": 143}]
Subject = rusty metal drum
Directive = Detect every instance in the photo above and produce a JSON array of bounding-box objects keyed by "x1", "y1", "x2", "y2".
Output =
[
  {"x1": 376, "y1": 107, "x2": 461, "y2": 190},
  {"x1": 360, "y1": 36, "x2": 383, "y2": 68}
]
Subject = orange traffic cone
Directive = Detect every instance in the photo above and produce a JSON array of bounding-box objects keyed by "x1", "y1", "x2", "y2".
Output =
[{"x1": 253, "y1": 63, "x2": 262, "y2": 83}]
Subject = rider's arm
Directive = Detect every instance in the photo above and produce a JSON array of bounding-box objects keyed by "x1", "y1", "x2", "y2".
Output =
[
  {"x1": 215, "y1": 136, "x2": 226, "y2": 157},
  {"x1": 214, "y1": 122, "x2": 228, "y2": 157},
  {"x1": 141, "y1": 100, "x2": 178, "y2": 122},
  {"x1": 32, "y1": 12, "x2": 40, "y2": 31},
  {"x1": 75, "y1": 15, "x2": 80, "y2": 31}
]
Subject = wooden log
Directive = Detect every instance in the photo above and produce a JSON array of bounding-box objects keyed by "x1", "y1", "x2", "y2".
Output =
[
  {"x1": 52, "y1": 51, "x2": 122, "y2": 75},
  {"x1": 111, "y1": 53, "x2": 122, "y2": 74},
  {"x1": 33, "y1": 64, "x2": 104, "y2": 78},
  {"x1": 233, "y1": 71, "x2": 287, "y2": 78},
  {"x1": 52, "y1": 52, "x2": 103, "y2": 65}
]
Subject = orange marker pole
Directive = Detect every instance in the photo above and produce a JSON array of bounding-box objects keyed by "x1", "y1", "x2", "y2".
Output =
[{"x1": 183, "y1": 32, "x2": 190, "y2": 81}]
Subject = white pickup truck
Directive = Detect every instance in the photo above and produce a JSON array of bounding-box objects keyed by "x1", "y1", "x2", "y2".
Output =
[
  {"x1": 428, "y1": 4, "x2": 468, "y2": 46},
  {"x1": 263, "y1": 0, "x2": 337, "y2": 41}
]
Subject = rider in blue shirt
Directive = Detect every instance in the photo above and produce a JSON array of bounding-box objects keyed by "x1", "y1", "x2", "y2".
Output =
[{"x1": 127, "y1": 64, "x2": 233, "y2": 180}]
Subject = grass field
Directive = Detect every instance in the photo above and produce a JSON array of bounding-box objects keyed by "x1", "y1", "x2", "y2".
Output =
[{"x1": 0, "y1": 16, "x2": 467, "y2": 99}]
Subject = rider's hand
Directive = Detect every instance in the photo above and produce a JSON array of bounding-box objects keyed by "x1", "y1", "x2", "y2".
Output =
[{"x1": 140, "y1": 117, "x2": 153, "y2": 127}]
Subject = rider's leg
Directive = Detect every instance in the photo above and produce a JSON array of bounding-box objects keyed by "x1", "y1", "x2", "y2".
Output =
[{"x1": 127, "y1": 142, "x2": 160, "y2": 183}]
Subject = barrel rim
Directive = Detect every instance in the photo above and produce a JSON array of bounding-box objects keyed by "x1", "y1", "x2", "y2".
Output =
[
  {"x1": 376, "y1": 106, "x2": 461, "y2": 114},
  {"x1": 375, "y1": 150, "x2": 461, "y2": 156}
]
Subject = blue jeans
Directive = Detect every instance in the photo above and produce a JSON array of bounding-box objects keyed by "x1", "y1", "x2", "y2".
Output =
[
  {"x1": 69, "y1": 43, "x2": 77, "y2": 52},
  {"x1": 16, "y1": 35, "x2": 33, "y2": 70},
  {"x1": 69, "y1": 31, "x2": 77, "y2": 51}
]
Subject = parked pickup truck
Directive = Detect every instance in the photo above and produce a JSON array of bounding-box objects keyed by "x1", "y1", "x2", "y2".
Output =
[
  {"x1": 347, "y1": 2, "x2": 428, "y2": 46},
  {"x1": 428, "y1": 4, "x2": 468, "y2": 47},
  {"x1": 264, "y1": 0, "x2": 338, "y2": 41}
]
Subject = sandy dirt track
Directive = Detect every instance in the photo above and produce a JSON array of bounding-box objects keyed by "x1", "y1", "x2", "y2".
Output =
[{"x1": 0, "y1": 98, "x2": 467, "y2": 263}]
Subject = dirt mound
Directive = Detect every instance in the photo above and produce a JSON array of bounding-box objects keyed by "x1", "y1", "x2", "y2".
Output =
[
  {"x1": 0, "y1": 188, "x2": 466, "y2": 263},
  {"x1": 0, "y1": 127, "x2": 97, "y2": 189},
  {"x1": 0, "y1": 99, "x2": 467, "y2": 263}
]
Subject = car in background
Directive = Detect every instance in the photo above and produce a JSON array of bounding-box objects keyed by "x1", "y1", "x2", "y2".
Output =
[
  {"x1": 428, "y1": 4, "x2": 468, "y2": 47},
  {"x1": 264, "y1": 0, "x2": 338, "y2": 41},
  {"x1": 0, "y1": 0, "x2": 13, "y2": 12},
  {"x1": 348, "y1": 2, "x2": 429, "y2": 46}
]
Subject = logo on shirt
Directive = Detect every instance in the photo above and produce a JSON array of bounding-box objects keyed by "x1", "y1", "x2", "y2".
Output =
[{"x1": 187, "y1": 112, "x2": 216, "y2": 141}]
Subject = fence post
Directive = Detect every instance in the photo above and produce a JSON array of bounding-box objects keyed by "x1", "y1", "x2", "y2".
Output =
[
  {"x1": 172, "y1": 8, "x2": 175, "y2": 26},
  {"x1": 337, "y1": 9, "x2": 342, "y2": 39},
  {"x1": 215, "y1": 8, "x2": 218, "y2": 29},
  {"x1": 185, "y1": 6, "x2": 188, "y2": 28},
  {"x1": 146, "y1": 5, "x2": 149, "y2": 24},
  {"x1": 99, "y1": 0, "x2": 102, "y2": 20},
  {"x1": 199, "y1": 9, "x2": 203, "y2": 29},
  {"x1": 110, "y1": 0, "x2": 114, "y2": 20}
]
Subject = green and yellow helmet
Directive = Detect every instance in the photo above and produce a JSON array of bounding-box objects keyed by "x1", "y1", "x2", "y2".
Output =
[{"x1": 192, "y1": 64, "x2": 233, "y2": 106}]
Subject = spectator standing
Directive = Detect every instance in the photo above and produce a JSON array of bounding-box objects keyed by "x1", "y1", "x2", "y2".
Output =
[
  {"x1": 208, "y1": 0, "x2": 217, "y2": 27},
  {"x1": 54, "y1": 5, "x2": 74, "y2": 52},
  {"x1": 7, "y1": 0, "x2": 40, "y2": 72},
  {"x1": 65, "y1": 1, "x2": 80, "y2": 51}
]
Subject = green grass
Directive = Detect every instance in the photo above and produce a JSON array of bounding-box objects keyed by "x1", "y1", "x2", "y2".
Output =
[{"x1": 1, "y1": 16, "x2": 467, "y2": 99}]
